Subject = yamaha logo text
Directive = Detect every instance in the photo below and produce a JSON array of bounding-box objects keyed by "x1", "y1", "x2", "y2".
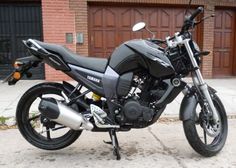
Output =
[{"x1": 87, "y1": 75, "x2": 100, "y2": 83}]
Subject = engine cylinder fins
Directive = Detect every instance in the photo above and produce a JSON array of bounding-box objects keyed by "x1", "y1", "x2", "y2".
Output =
[{"x1": 38, "y1": 98, "x2": 94, "y2": 130}]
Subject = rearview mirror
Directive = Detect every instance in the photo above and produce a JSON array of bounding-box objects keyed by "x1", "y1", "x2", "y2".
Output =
[{"x1": 132, "y1": 22, "x2": 146, "y2": 32}]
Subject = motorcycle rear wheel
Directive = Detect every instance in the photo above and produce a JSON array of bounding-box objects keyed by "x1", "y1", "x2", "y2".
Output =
[
  {"x1": 183, "y1": 93, "x2": 228, "y2": 157},
  {"x1": 16, "y1": 82, "x2": 82, "y2": 150}
]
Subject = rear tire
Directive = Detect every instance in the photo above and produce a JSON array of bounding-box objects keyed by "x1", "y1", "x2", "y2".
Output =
[
  {"x1": 16, "y1": 82, "x2": 82, "y2": 150},
  {"x1": 183, "y1": 94, "x2": 228, "y2": 157}
]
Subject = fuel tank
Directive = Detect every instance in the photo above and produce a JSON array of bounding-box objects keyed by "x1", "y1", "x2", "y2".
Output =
[{"x1": 109, "y1": 39, "x2": 175, "y2": 78}]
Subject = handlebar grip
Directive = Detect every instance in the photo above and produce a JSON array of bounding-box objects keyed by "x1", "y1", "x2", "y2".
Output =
[{"x1": 189, "y1": 7, "x2": 204, "y2": 20}]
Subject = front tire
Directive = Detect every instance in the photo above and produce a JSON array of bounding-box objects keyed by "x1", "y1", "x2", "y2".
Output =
[
  {"x1": 183, "y1": 93, "x2": 228, "y2": 157},
  {"x1": 16, "y1": 82, "x2": 82, "y2": 150}
]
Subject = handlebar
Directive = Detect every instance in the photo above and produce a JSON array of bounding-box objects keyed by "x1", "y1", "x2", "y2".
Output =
[
  {"x1": 180, "y1": 6, "x2": 204, "y2": 34},
  {"x1": 189, "y1": 7, "x2": 204, "y2": 21}
]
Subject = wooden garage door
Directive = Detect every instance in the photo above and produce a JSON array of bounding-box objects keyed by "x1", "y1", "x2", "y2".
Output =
[
  {"x1": 89, "y1": 6, "x2": 201, "y2": 58},
  {"x1": 213, "y1": 9, "x2": 236, "y2": 77}
]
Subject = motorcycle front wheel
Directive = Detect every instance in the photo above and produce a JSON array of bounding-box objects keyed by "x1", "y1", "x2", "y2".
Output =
[
  {"x1": 183, "y1": 93, "x2": 228, "y2": 157},
  {"x1": 16, "y1": 82, "x2": 82, "y2": 150}
]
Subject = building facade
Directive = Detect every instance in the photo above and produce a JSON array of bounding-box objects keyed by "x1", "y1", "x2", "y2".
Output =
[{"x1": 0, "y1": 0, "x2": 236, "y2": 80}]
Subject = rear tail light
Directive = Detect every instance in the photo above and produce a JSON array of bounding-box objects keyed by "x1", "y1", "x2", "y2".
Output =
[{"x1": 13, "y1": 61, "x2": 23, "y2": 69}]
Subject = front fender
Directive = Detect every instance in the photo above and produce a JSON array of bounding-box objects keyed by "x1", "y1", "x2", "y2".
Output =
[
  {"x1": 179, "y1": 93, "x2": 198, "y2": 121},
  {"x1": 179, "y1": 85, "x2": 217, "y2": 121}
]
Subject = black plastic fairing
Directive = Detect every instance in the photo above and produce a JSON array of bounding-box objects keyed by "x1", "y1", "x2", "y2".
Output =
[
  {"x1": 16, "y1": 55, "x2": 42, "y2": 65},
  {"x1": 45, "y1": 53, "x2": 71, "y2": 71},
  {"x1": 23, "y1": 40, "x2": 70, "y2": 71},
  {"x1": 117, "y1": 72, "x2": 133, "y2": 97},
  {"x1": 67, "y1": 64, "x2": 105, "y2": 96},
  {"x1": 124, "y1": 40, "x2": 175, "y2": 78},
  {"x1": 155, "y1": 79, "x2": 186, "y2": 107},
  {"x1": 109, "y1": 40, "x2": 175, "y2": 78},
  {"x1": 109, "y1": 44, "x2": 147, "y2": 74}
]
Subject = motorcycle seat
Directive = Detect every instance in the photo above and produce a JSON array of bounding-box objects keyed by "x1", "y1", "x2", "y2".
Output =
[{"x1": 33, "y1": 40, "x2": 108, "y2": 73}]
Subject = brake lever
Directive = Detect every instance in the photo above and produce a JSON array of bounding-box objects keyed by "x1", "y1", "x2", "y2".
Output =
[{"x1": 195, "y1": 14, "x2": 215, "y2": 25}]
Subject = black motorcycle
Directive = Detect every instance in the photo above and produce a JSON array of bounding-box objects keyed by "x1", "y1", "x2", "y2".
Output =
[{"x1": 4, "y1": 3, "x2": 228, "y2": 160}]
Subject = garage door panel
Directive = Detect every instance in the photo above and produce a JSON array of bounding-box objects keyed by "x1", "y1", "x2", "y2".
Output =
[
  {"x1": 132, "y1": 30, "x2": 145, "y2": 39},
  {"x1": 213, "y1": 51, "x2": 221, "y2": 68},
  {"x1": 93, "y1": 31, "x2": 103, "y2": 49},
  {"x1": 213, "y1": 9, "x2": 235, "y2": 77},
  {"x1": 160, "y1": 9, "x2": 170, "y2": 28},
  {"x1": 224, "y1": 32, "x2": 232, "y2": 48},
  {"x1": 148, "y1": 10, "x2": 158, "y2": 28},
  {"x1": 92, "y1": 8, "x2": 103, "y2": 27},
  {"x1": 225, "y1": 11, "x2": 234, "y2": 29},
  {"x1": 134, "y1": 8, "x2": 145, "y2": 22},
  {"x1": 174, "y1": 10, "x2": 185, "y2": 28},
  {"x1": 215, "y1": 11, "x2": 223, "y2": 29},
  {"x1": 106, "y1": 31, "x2": 116, "y2": 49},
  {"x1": 105, "y1": 8, "x2": 116, "y2": 27},
  {"x1": 121, "y1": 9, "x2": 132, "y2": 27},
  {"x1": 89, "y1": 5, "x2": 201, "y2": 58},
  {"x1": 223, "y1": 52, "x2": 231, "y2": 68},
  {"x1": 120, "y1": 31, "x2": 132, "y2": 43},
  {"x1": 214, "y1": 32, "x2": 222, "y2": 48}
]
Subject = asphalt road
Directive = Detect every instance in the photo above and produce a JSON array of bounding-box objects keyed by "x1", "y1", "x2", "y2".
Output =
[{"x1": 0, "y1": 119, "x2": 236, "y2": 168}]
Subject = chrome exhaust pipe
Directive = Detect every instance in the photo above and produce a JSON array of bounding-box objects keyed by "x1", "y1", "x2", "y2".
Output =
[{"x1": 38, "y1": 98, "x2": 93, "y2": 130}]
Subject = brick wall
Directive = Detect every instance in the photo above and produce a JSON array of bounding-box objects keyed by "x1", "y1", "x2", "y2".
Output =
[
  {"x1": 42, "y1": 0, "x2": 76, "y2": 80},
  {"x1": 42, "y1": 0, "x2": 236, "y2": 80}
]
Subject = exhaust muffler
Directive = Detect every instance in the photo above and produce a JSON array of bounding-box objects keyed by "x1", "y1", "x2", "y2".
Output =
[{"x1": 38, "y1": 98, "x2": 93, "y2": 130}]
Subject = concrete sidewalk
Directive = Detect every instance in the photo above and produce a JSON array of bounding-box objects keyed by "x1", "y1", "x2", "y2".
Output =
[
  {"x1": 0, "y1": 120, "x2": 235, "y2": 168},
  {"x1": 0, "y1": 79, "x2": 236, "y2": 168},
  {"x1": 0, "y1": 79, "x2": 236, "y2": 125}
]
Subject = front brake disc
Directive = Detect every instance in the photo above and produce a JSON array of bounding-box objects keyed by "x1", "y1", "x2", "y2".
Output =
[{"x1": 202, "y1": 116, "x2": 221, "y2": 137}]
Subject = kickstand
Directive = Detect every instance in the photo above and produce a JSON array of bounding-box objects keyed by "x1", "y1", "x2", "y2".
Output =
[{"x1": 104, "y1": 129, "x2": 121, "y2": 160}]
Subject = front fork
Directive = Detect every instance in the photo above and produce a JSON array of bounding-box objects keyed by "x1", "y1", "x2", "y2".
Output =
[
  {"x1": 192, "y1": 71, "x2": 219, "y2": 123},
  {"x1": 183, "y1": 39, "x2": 219, "y2": 123}
]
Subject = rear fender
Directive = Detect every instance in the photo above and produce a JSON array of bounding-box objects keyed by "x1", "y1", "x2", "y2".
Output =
[{"x1": 16, "y1": 55, "x2": 42, "y2": 65}]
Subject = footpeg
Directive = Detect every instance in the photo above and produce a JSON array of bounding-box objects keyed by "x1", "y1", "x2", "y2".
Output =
[{"x1": 90, "y1": 104, "x2": 120, "y2": 129}]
